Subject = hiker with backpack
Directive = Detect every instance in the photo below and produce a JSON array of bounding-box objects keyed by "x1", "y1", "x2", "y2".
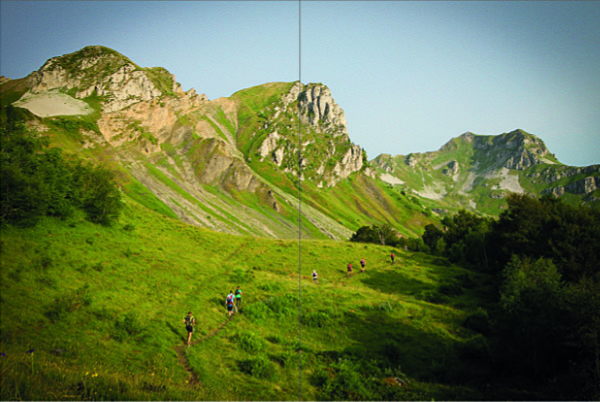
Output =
[
  {"x1": 347, "y1": 262, "x2": 353, "y2": 277},
  {"x1": 391, "y1": 253, "x2": 395, "y2": 264},
  {"x1": 360, "y1": 258, "x2": 366, "y2": 272},
  {"x1": 235, "y1": 286, "x2": 243, "y2": 310},
  {"x1": 226, "y1": 290, "x2": 235, "y2": 318},
  {"x1": 312, "y1": 270, "x2": 318, "y2": 284},
  {"x1": 182, "y1": 311, "x2": 196, "y2": 345}
]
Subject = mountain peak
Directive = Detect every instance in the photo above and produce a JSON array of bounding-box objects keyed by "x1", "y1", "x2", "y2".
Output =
[{"x1": 21, "y1": 45, "x2": 186, "y2": 113}]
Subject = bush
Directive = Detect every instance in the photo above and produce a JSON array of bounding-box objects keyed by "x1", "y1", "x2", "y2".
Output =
[
  {"x1": 417, "y1": 290, "x2": 448, "y2": 304},
  {"x1": 463, "y1": 307, "x2": 491, "y2": 335},
  {"x1": 438, "y1": 281, "x2": 463, "y2": 296},
  {"x1": 238, "y1": 355, "x2": 275, "y2": 379},
  {"x1": 301, "y1": 311, "x2": 331, "y2": 328},
  {"x1": 316, "y1": 358, "x2": 381, "y2": 401},
  {"x1": 113, "y1": 311, "x2": 145, "y2": 341},
  {"x1": 265, "y1": 293, "x2": 297, "y2": 318},
  {"x1": 45, "y1": 284, "x2": 93, "y2": 322},
  {"x1": 235, "y1": 331, "x2": 265, "y2": 353},
  {"x1": 244, "y1": 301, "x2": 269, "y2": 324},
  {"x1": 229, "y1": 267, "x2": 254, "y2": 283},
  {"x1": 459, "y1": 334, "x2": 491, "y2": 360}
]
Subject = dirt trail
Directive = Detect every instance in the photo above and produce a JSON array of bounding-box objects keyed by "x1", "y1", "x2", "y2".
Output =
[
  {"x1": 173, "y1": 258, "x2": 403, "y2": 387},
  {"x1": 174, "y1": 315, "x2": 235, "y2": 387}
]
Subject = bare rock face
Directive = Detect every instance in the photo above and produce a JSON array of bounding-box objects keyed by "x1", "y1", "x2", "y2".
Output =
[
  {"x1": 469, "y1": 129, "x2": 553, "y2": 171},
  {"x1": 299, "y1": 84, "x2": 348, "y2": 135},
  {"x1": 443, "y1": 160, "x2": 460, "y2": 176},
  {"x1": 332, "y1": 144, "x2": 363, "y2": 179},
  {"x1": 257, "y1": 131, "x2": 282, "y2": 165},
  {"x1": 77, "y1": 64, "x2": 163, "y2": 112},
  {"x1": 254, "y1": 83, "x2": 363, "y2": 187},
  {"x1": 22, "y1": 46, "x2": 179, "y2": 113},
  {"x1": 405, "y1": 154, "x2": 418, "y2": 168},
  {"x1": 565, "y1": 176, "x2": 600, "y2": 195}
]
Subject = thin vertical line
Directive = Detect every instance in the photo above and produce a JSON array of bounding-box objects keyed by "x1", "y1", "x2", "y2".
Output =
[{"x1": 297, "y1": 0, "x2": 303, "y2": 401}]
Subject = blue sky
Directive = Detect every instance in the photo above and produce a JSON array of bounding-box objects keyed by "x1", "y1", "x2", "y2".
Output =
[{"x1": 1, "y1": 1, "x2": 599, "y2": 166}]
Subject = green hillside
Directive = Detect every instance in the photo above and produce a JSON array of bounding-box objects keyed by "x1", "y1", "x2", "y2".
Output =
[{"x1": 1, "y1": 194, "x2": 550, "y2": 401}]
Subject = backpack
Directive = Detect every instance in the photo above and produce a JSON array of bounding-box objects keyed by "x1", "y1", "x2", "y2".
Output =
[
  {"x1": 235, "y1": 289, "x2": 241, "y2": 297},
  {"x1": 185, "y1": 315, "x2": 194, "y2": 326},
  {"x1": 226, "y1": 294, "x2": 234, "y2": 305}
]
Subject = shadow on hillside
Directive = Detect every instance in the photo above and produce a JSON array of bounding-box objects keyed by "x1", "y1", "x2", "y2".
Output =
[
  {"x1": 359, "y1": 269, "x2": 435, "y2": 296},
  {"x1": 330, "y1": 309, "x2": 490, "y2": 396},
  {"x1": 166, "y1": 320, "x2": 185, "y2": 343},
  {"x1": 210, "y1": 296, "x2": 225, "y2": 309}
]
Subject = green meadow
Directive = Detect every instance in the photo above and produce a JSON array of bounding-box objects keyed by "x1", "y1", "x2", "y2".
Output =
[{"x1": 0, "y1": 195, "x2": 545, "y2": 401}]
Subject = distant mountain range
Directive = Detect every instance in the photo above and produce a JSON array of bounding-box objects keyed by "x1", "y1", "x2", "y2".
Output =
[{"x1": 2, "y1": 45, "x2": 598, "y2": 238}]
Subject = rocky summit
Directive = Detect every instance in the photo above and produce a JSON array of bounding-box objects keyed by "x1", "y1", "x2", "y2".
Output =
[{"x1": 2, "y1": 45, "x2": 598, "y2": 238}]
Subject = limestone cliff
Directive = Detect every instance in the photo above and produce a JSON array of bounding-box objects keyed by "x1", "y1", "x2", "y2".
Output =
[{"x1": 247, "y1": 82, "x2": 363, "y2": 187}]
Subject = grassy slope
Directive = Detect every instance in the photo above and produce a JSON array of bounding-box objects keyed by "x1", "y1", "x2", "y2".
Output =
[{"x1": 1, "y1": 193, "x2": 548, "y2": 401}]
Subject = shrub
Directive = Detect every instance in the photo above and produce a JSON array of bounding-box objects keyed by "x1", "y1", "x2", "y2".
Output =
[
  {"x1": 229, "y1": 267, "x2": 254, "y2": 283},
  {"x1": 301, "y1": 311, "x2": 331, "y2": 328},
  {"x1": 113, "y1": 311, "x2": 145, "y2": 341},
  {"x1": 459, "y1": 334, "x2": 491, "y2": 360},
  {"x1": 417, "y1": 290, "x2": 448, "y2": 304},
  {"x1": 244, "y1": 301, "x2": 269, "y2": 324},
  {"x1": 265, "y1": 293, "x2": 297, "y2": 318},
  {"x1": 238, "y1": 355, "x2": 275, "y2": 380},
  {"x1": 71, "y1": 162, "x2": 123, "y2": 225},
  {"x1": 45, "y1": 284, "x2": 92, "y2": 322},
  {"x1": 463, "y1": 307, "x2": 491, "y2": 335},
  {"x1": 235, "y1": 331, "x2": 265, "y2": 353},
  {"x1": 438, "y1": 281, "x2": 463, "y2": 296}
]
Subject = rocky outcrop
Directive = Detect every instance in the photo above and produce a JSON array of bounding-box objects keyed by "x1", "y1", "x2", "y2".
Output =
[
  {"x1": 450, "y1": 129, "x2": 554, "y2": 172},
  {"x1": 564, "y1": 176, "x2": 600, "y2": 195},
  {"x1": 405, "y1": 154, "x2": 418, "y2": 168},
  {"x1": 253, "y1": 83, "x2": 362, "y2": 187},
  {"x1": 442, "y1": 160, "x2": 459, "y2": 176},
  {"x1": 76, "y1": 64, "x2": 163, "y2": 112},
  {"x1": 332, "y1": 144, "x2": 363, "y2": 180},
  {"x1": 529, "y1": 165, "x2": 600, "y2": 184},
  {"x1": 298, "y1": 84, "x2": 348, "y2": 136},
  {"x1": 543, "y1": 176, "x2": 600, "y2": 197},
  {"x1": 257, "y1": 131, "x2": 283, "y2": 165},
  {"x1": 21, "y1": 46, "x2": 186, "y2": 113}
]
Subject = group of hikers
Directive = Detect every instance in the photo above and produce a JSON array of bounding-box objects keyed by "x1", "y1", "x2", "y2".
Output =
[
  {"x1": 183, "y1": 286, "x2": 243, "y2": 345},
  {"x1": 313, "y1": 252, "x2": 398, "y2": 284},
  {"x1": 184, "y1": 252, "x2": 400, "y2": 343}
]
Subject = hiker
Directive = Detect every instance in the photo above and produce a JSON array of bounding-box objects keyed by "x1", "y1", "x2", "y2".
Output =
[
  {"x1": 182, "y1": 311, "x2": 195, "y2": 345},
  {"x1": 226, "y1": 290, "x2": 235, "y2": 318},
  {"x1": 391, "y1": 253, "x2": 395, "y2": 264},
  {"x1": 347, "y1": 262, "x2": 353, "y2": 277},
  {"x1": 360, "y1": 258, "x2": 366, "y2": 272},
  {"x1": 312, "y1": 270, "x2": 318, "y2": 284},
  {"x1": 235, "y1": 286, "x2": 243, "y2": 310}
]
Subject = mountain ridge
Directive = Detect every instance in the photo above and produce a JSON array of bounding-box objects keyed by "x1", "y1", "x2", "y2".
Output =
[{"x1": 2, "y1": 45, "x2": 598, "y2": 238}]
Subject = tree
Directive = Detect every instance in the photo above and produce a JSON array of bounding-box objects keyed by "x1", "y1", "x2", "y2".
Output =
[
  {"x1": 491, "y1": 193, "x2": 600, "y2": 282},
  {"x1": 498, "y1": 256, "x2": 563, "y2": 378},
  {"x1": 439, "y1": 209, "x2": 493, "y2": 270},
  {"x1": 350, "y1": 223, "x2": 400, "y2": 246},
  {"x1": 1, "y1": 106, "x2": 122, "y2": 227},
  {"x1": 422, "y1": 223, "x2": 444, "y2": 255}
]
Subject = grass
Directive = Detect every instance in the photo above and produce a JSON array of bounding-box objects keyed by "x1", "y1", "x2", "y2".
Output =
[{"x1": 0, "y1": 192, "x2": 547, "y2": 401}]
